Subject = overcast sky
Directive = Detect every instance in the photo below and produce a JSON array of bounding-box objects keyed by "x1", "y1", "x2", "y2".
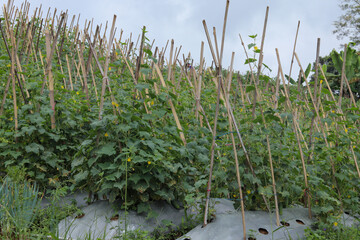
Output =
[{"x1": 12, "y1": 0, "x2": 346, "y2": 77}]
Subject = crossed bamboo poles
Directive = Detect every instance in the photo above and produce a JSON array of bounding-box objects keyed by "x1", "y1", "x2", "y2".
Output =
[{"x1": 1, "y1": 1, "x2": 360, "y2": 240}]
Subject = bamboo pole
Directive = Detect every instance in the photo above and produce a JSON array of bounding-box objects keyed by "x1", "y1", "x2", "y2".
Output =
[
  {"x1": 65, "y1": 54, "x2": 74, "y2": 90},
  {"x1": 252, "y1": 6, "x2": 269, "y2": 118},
  {"x1": 308, "y1": 38, "x2": 321, "y2": 163},
  {"x1": 153, "y1": 63, "x2": 187, "y2": 145},
  {"x1": 239, "y1": 35, "x2": 280, "y2": 226},
  {"x1": 225, "y1": 53, "x2": 247, "y2": 240},
  {"x1": 135, "y1": 26, "x2": 146, "y2": 84},
  {"x1": 98, "y1": 15, "x2": 116, "y2": 120},
  {"x1": 338, "y1": 44, "x2": 347, "y2": 108},
  {"x1": 287, "y1": 21, "x2": 300, "y2": 88},
  {"x1": 203, "y1": 64, "x2": 222, "y2": 227},
  {"x1": 318, "y1": 65, "x2": 360, "y2": 178},
  {"x1": 276, "y1": 48, "x2": 311, "y2": 218},
  {"x1": 11, "y1": 37, "x2": 18, "y2": 141},
  {"x1": 45, "y1": 29, "x2": 56, "y2": 129},
  {"x1": 77, "y1": 43, "x2": 90, "y2": 103},
  {"x1": 0, "y1": 17, "x2": 29, "y2": 105},
  {"x1": 195, "y1": 41, "x2": 204, "y2": 120}
]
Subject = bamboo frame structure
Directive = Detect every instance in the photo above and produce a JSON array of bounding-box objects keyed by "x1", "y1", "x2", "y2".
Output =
[{"x1": 1, "y1": 3, "x2": 360, "y2": 239}]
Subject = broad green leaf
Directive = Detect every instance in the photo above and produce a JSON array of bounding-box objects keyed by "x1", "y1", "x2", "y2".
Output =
[
  {"x1": 96, "y1": 143, "x2": 116, "y2": 156},
  {"x1": 25, "y1": 143, "x2": 44, "y2": 154}
]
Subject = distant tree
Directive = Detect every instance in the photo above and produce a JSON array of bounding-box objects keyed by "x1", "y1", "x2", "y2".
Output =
[
  {"x1": 333, "y1": 0, "x2": 360, "y2": 46},
  {"x1": 314, "y1": 45, "x2": 360, "y2": 100}
]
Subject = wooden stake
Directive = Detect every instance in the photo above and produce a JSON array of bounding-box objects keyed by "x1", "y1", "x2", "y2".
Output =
[
  {"x1": 288, "y1": 21, "x2": 300, "y2": 88},
  {"x1": 276, "y1": 48, "x2": 311, "y2": 218},
  {"x1": 338, "y1": 44, "x2": 347, "y2": 108},
  {"x1": 153, "y1": 63, "x2": 187, "y2": 145}
]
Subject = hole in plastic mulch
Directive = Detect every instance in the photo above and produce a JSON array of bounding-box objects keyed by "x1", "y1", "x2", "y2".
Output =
[
  {"x1": 296, "y1": 219, "x2": 305, "y2": 225},
  {"x1": 110, "y1": 214, "x2": 119, "y2": 221},
  {"x1": 75, "y1": 213, "x2": 85, "y2": 219},
  {"x1": 281, "y1": 221, "x2": 290, "y2": 226},
  {"x1": 258, "y1": 228, "x2": 269, "y2": 235}
]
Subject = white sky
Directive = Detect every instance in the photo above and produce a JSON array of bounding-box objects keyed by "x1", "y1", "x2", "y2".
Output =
[{"x1": 11, "y1": 0, "x2": 346, "y2": 78}]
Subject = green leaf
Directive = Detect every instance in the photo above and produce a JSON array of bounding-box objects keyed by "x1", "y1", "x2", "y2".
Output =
[
  {"x1": 245, "y1": 58, "x2": 257, "y2": 64},
  {"x1": 81, "y1": 140, "x2": 93, "y2": 146},
  {"x1": 129, "y1": 174, "x2": 142, "y2": 184},
  {"x1": 74, "y1": 170, "x2": 88, "y2": 182},
  {"x1": 262, "y1": 63, "x2": 272, "y2": 72},
  {"x1": 71, "y1": 157, "x2": 84, "y2": 169},
  {"x1": 305, "y1": 63, "x2": 311, "y2": 78},
  {"x1": 248, "y1": 43, "x2": 256, "y2": 49},
  {"x1": 321, "y1": 88, "x2": 331, "y2": 95},
  {"x1": 25, "y1": 143, "x2": 44, "y2": 154},
  {"x1": 137, "y1": 202, "x2": 150, "y2": 214},
  {"x1": 143, "y1": 48, "x2": 153, "y2": 57},
  {"x1": 246, "y1": 86, "x2": 256, "y2": 93},
  {"x1": 96, "y1": 143, "x2": 116, "y2": 156}
]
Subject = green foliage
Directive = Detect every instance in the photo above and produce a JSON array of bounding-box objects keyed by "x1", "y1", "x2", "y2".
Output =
[
  {"x1": 318, "y1": 44, "x2": 360, "y2": 100},
  {"x1": 333, "y1": 0, "x2": 360, "y2": 46},
  {"x1": 0, "y1": 167, "x2": 40, "y2": 238},
  {"x1": 0, "y1": 7, "x2": 359, "y2": 240},
  {"x1": 305, "y1": 222, "x2": 360, "y2": 240}
]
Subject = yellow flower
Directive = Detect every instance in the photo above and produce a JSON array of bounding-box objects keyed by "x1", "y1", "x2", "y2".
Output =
[
  {"x1": 332, "y1": 185, "x2": 335, "y2": 189},
  {"x1": 104, "y1": 133, "x2": 109, "y2": 137},
  {"x1": 254, "y1": 46, "x2": 258, "y2": 51},
  {"x1": 353, "y1": 145, "x2": 356, "y2": 149},
  {"x1": 247, "y1": 190, "x2": 251, "y2": 194},
  {"x1": 334, "y1": 222, "x2": 338, "y2": 227},
  {"x1": 10, "y1": 117, "x2": 13, "y2": 121},
  {"x1": 115, "y1": 52, "x2": 118, "y2": 56},
  {"x1": 223, "y1": 153, "x2": 226, "y2": 156},
  {"x1": 151, "y1": 100, "x2": 154, "y2": 105},
  {"x1": 7, "y1": 64, "x2": 11, "y2": 67},
  {"x1": 240, "y1": 108, "x2": 243, "y2": 112},
  {"x1": 331, "y1": 110, "x2": 335, "y2": 113},
  {"x1": 169, "y1": 147, "x2": 172, "y2": 150},
  {"x1": 141, "y1": 138, "x2": 145, "y2": 140},
  {"x1": 76, "y1": 91, "x2": 79, "y2": 95},
  {"x1": 348, "y1": 195, "x2": 351, "y2": 198},
  {"x1": 109, "y1": 67, "x2": 111, "y2": 71},
  {"x1": 233, "y1": 194, "x2": 237, "y2": 198},
  {"x1": 320, "y1": 80, "x2": 323, "y2": 84},
  {"x1": 345, "y1": 128, "x2": 348, "y2": 133},
  {"x1": 147, "y1": 161, "x2": 151, "y2": 165},
  {"x1": 127, "y1": 158, "x2": 131, "y2": 162},
  {"x1": 112, "y1": 101, "x2": 119, "y2": 107},
  {"x1": 61, "y1": 85, "x2": 64, "y2": 89}
]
